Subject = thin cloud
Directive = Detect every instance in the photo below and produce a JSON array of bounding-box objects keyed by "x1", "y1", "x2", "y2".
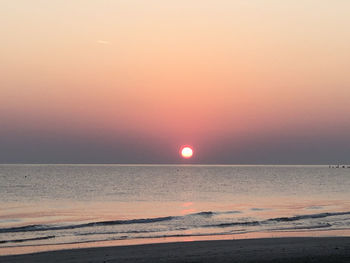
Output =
[{"x1": 97, "y1": 40, "x2": 111, "y2": 45}]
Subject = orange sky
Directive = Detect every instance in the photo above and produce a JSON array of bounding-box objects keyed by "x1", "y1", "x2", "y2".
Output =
[{"x1": 1, "y1": 1, "x2": 350, "y2": 163}]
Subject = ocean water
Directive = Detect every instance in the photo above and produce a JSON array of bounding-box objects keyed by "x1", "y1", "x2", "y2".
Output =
[{"x1": 1, "y1": 164, "x2": 350, "y2": 255}]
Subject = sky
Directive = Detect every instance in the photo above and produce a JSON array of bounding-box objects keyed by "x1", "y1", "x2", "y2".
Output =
[{"x1": 1, "y1": 0, "x2": 350, "y2": 164}]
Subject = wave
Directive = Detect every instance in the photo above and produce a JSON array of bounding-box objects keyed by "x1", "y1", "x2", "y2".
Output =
[
  {"x1": 75, "y1": 229, "x2": 162, "y2": 236},
  {"x1": 0, "y1": 210, "x2": 241, "y2": 234},
  {"x1": 267, "y1": 211, "x2": 350, "y2": 222},
  {"x1": 0, "y1": 231, "x2": 248, "y2": 249},
  {"x1": 1, "y1": 210, "x2": 348, "y2": 234},
  {"x1": 0, "y1": 235, "x2": 55, "y2": 244},
  {"x1": 269, "y1": 223, "x2": 332, "y2": 231},
  {"x1": 189, "y1": 211, "x2": 241, "y2": 216},
  {"x1": 0, "y1": 215, "x2": 176, "y2": 234},
  {"x1": 204, "y1": 211, "x2": 350, "y2": 228}
]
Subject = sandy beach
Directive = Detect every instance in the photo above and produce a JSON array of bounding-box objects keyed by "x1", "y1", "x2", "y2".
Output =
[{"x1": 1, "y1": 237, "x2": 349, "y2": 263}]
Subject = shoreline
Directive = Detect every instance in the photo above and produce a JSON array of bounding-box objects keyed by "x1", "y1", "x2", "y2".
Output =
[
  {"x1": 1, "y1": 237, "x2": 350, "y2": 263},
  {"x1": 2, "y1": 229, "x2": 350, "y2": 256}
]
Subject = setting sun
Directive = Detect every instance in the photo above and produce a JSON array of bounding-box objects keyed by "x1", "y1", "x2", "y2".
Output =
[{"x1": 180, "y1": 146, "x2": 193, "y2": 159}]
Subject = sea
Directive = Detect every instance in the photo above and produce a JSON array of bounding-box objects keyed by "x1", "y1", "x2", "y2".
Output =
[{"x1": 1, "y1": 164, "x2": 350, "y2": 255}]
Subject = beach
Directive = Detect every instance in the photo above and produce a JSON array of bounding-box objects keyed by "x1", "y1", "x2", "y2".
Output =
[{"x1": 1, "y1": 237, "x2": 350, "y2": 263}]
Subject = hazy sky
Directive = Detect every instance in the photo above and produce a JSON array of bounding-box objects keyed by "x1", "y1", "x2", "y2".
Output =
[{"x1": 1, "y1": 0, "x2": 350, "y2": 164}]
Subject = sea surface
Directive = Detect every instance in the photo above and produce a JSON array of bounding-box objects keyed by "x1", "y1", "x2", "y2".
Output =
[{"x1": 1, "y1": 164, "x2": 350, "y2": 255}]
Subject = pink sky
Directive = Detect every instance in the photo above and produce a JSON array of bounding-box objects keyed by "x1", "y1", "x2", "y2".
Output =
[{"x1": 1, "y1": 1, "x2": 350, "y2": 163}]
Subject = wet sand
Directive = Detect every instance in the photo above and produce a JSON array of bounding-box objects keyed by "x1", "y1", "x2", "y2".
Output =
[{"x1": 1, "y1": 237, "x2": 350, "y2": 263}]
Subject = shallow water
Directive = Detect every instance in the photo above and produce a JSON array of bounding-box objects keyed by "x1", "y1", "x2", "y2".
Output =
[{"x1": 0, "y1": 164, "x2": 350, "y2": 255}]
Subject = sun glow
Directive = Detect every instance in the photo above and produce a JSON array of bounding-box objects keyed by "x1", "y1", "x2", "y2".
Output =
[{"x1": 180, "y1": 146, "x2": 193, "y2": 159}]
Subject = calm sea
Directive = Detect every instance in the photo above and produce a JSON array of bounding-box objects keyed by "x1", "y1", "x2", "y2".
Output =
[{"x1": 1, "y1": 165, "x2": 350, "y2": 255}]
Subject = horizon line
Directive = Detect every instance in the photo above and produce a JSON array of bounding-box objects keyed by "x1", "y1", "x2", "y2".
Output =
[{"x1": 0, "y1": 163, "x2": 343, "y2": 166}]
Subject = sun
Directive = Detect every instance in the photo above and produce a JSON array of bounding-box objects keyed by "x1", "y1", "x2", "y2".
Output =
[{"x1": 180, "y1": 146, "x2": 193, "y2": 159}]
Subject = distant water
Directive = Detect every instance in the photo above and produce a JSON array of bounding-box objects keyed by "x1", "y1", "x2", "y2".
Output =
[{"x1": 1, "y1": 165, "x2": 350, "y2": 254}]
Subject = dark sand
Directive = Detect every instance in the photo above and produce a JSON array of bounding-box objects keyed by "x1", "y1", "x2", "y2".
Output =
[{"x1": 1, "y1": 237, "x2": 350, "y2": 263}]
